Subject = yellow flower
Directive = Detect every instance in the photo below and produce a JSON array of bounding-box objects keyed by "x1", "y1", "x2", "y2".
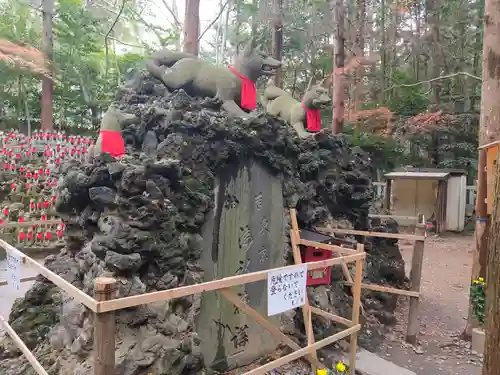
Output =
[
  {"x1": 473, "y1": 280, "x2": 479, "y2": 284},
  {"x1": 335, "y1": 362, "x2": 347, "y2": 373},
  {"x1": 479, "y1": 277, "x2": 485, "y2": 282},
  {"x1": 317, "y1": 369, "x2": 328, "y2": 375}
]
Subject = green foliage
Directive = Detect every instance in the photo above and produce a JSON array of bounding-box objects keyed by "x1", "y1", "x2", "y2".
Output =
[
  {"x1": 385, "y1": 70, "x2": 428, "y2": 116},
  {"x1": 344, "y1": 125, "x2": 408, "y2": 172},
  {"x1": 471, "y1": 278, "x2": 485, "y2": 326}
]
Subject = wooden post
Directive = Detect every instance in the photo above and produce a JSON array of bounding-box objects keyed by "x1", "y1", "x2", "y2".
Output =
[
  {"x1": 385, "y1": 179, "x2": 392, "y2": 210},
  {"x1": 93, "y1": 277, "x2": 117, "y2": 375},
  {"x1": 406, "y1": 225, "x2": 425, "y2": 344},
  {"x1": 349, "y1": 244, "x2": 364, "y2": 375}
]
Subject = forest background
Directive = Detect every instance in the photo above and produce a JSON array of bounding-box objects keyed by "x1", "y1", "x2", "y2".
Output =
[{"x1": 0, "y1": 0, "x2": 483, "y2": 181}]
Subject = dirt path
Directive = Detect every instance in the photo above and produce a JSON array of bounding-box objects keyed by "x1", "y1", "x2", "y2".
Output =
[{"x1": 376, "y1": 233, "x2": 483, "y2": 375}]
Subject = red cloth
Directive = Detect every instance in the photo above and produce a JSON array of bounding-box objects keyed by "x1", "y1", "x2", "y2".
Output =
[
  {"x1": 228, "y1": 66, "x2": 256, "y2": 110},
  {"x1": 301, "y1": 103, "x2": 321, "y2": 132},
  {"x1": 99, "y1": 130, "x2": 125, "y2": 158}
]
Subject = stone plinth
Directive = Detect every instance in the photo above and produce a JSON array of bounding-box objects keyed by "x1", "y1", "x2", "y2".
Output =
[{"x1": 197, "y1": 160, "x2": 285, "y2": 371}]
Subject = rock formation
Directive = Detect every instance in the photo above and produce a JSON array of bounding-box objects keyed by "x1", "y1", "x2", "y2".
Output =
[{"x1": 0, "y1": 70, "x2": 406, "y2": 375}]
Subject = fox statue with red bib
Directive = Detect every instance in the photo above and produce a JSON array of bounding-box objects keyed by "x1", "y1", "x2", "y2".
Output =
[{"x1": 93, "y1": 106, "x2": 137, "y2": 158}]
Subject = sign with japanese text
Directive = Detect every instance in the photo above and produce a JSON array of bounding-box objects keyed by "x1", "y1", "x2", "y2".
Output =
[
  {"x1": 267, "y1": 264, "x2": 307, "y2": 316},
  {"x1": 7, "y1": 251, "x2": 21, "y2": 291}
]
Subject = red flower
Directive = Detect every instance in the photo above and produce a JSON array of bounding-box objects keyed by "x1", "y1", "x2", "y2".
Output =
[
  {"x1": 37, "y1": 201, "x2": 42, "y2": 209},
  {"x1": 18, "y1": 217, "x2": 24, "y2": 223},
  {"x1": 25, "y1": 183, "x2": 31, "y2": 190},
  {"x1": 44, "y1": 201, "x2": 50, "y2": 208},
  {"x1": 3, "y1": 208, "x2": 9, "y2": 216},
  {"x1": 28, "y1": 231, "x2": 33, "y2": 240},
  {"x1": 10, "y1": 183, "x2": 15, "y2": 190},
  {"x1": 41, "y1": 215, "x2": 47, "y2": 221},
  {"x1": 36, "y1": 232, "x2": 43, "y2": 240},
  {"x1": 45, "y1": 232, "x2": 52, "y2": 240},
  {"x1": 19, "y1": 232, "x2": 26, "y2": 240},
  {"x1": 57, "y1": 229, "x2": 63, "y2": 237},
  {"x1": 30, "y1": 202, "x2": 35, "y2": 209}
]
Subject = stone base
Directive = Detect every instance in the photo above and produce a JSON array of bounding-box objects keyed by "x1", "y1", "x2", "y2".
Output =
[{"x1": 472, "y1": 328, "x2": 485, "y2": 355}]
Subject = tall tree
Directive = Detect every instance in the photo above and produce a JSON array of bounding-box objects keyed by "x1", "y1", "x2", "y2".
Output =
[
  {"x1": 271, "y1": 0, "x2": 283, "y2": 87},
  {"x1": 332, "y1": 0, "x2": 346, "y2": 133},
  {"x1": 41, "y1": 0, "x2": 54, "y2": 130},
  {"x1": 464, "y1": 0, "x2": 495, "y2": 341},
  {"x1": 183, "y1": 0, "x2": 200, "y2": 55},
  {"x1": 480, "y1": 0, "x2": 500, "y2": 370}
]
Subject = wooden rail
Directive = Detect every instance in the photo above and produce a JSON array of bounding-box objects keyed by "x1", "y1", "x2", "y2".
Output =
[
  {"x1": 315, "y1": 224, "x2": 426, "y2": 344},
  {"x1": 0, "y1": 233, "x2": 365, "y2": 375}
]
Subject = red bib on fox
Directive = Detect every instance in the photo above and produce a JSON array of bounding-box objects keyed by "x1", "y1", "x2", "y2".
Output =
[
  {"x1": 228, "y1": 66, "x2": 257, "y2": 110},
  {"x1": 99, "y1": 130, "x2": 125, "y2": 157},
  {"x1": 301, "y1": 103, "x2": 321, "y2": 132}
]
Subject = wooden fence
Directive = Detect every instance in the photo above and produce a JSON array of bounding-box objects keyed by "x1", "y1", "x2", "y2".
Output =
[
  {"x1": 315, "y1": 223, "x2": 426, "y2": 344},
  {"x1": 0, "y1": 231, "x2": 365, "y2": 375}
]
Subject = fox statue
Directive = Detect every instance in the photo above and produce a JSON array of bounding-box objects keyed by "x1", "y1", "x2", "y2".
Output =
[
  {"x1": 146, "y1": 41, "x2": 282, "y2": 118},
  {"x1": 262, "y1": 79, "x2": 331, "y2": 138},
  {"x1": 93, "y1": 106, "x2": 138, "y2": 158}
]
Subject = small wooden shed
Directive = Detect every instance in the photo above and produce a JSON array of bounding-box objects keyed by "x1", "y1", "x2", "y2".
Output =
[
  {"x1": 384, "y1": 168, "x2": 467, "y2": 233},
  {"x1": 478, "y1": 140, "x2": 500, "y2": 215}
]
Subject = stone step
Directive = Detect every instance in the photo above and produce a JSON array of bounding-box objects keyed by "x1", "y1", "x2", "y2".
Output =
[{"x1": 345, "y1": 349, "x2": 417, "y2": 375}]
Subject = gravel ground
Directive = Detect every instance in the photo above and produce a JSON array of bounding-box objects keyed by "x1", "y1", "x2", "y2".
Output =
[{"x1": 376, "y1": 233, "x2": 482, "y2": 375}]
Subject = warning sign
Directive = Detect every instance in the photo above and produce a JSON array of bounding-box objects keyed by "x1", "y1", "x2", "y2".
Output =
[{"x1": 267, "y1": 264, "x2": 307, "y2": 316}]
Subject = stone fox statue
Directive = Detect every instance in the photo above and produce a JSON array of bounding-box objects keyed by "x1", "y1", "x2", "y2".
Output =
[
  {"x1": 262, "y1": 80, "x2": 331, "y2": 138},
  {"x1": 93, "y1": 106, "x2": 138, "y2": 158},
  {"x1": 146, "y1": 42, "x2": 282, "y2": 118}
]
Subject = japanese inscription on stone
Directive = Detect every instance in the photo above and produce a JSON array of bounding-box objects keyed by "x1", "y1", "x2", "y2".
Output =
[{"x1": 267, "y1": 264, "x2": 307, "y2": 316}]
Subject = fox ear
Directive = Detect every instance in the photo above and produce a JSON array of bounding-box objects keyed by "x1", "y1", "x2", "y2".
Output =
[
  {"x1": 242, "y1": 40, "x2": 254, "y2": 56},
  {"x1": 321, "y1": 74, "x2": 333, "y2": 88},
  {"x1": 306, "y1": 76, "x2": 314, "y2": 91}
]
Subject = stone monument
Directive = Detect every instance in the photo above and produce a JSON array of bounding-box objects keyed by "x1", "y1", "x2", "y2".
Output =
[{"x1": 197, "y1": 160, "x2": 285, "y2": 371}]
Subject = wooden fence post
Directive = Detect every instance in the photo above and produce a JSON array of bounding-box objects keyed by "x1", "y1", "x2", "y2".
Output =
[
  {"x1": 349, "y1": 244, "x2": 364, "y2": 375},
  {"x1": 406, "y1": 224, "x2": 425, "y2": 344},
  {"x1": 93, "y1": 277, "x2": 117, "y2": 375}
]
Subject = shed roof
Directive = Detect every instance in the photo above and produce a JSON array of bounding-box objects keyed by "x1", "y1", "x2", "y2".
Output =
[{"x1": 384, "y1": 171, "x2": 450, "y2": 180}]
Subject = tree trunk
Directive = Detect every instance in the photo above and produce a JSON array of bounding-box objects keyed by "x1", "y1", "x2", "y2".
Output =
[
  {"x1": 271, "y1": 0, "x2": 283, "y2": 87},
  {"x1": 41, "y1": 0, "x2": 54, "y2": 130},
  {"x1": 234, "y1": 0, "x2": 242, "y2": 54},
  {"x1": 351, "y1": 0, "x2": 365, "y2": 123},
  {"x1": 183, "y1": 0, "x2": 200, "y2": 55},
  {"x1": 465, "y1": 0, "x2": 500, "y2": 344},
  {"x1": 332, "y1": 0, "x2": 345, "y2": 134},
  {"x1": 251, "y1": 0, "x2": 258, "y2": 41},
  {"x1": 484, "y1": 156, "x2": 500, "y2": 374}
]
